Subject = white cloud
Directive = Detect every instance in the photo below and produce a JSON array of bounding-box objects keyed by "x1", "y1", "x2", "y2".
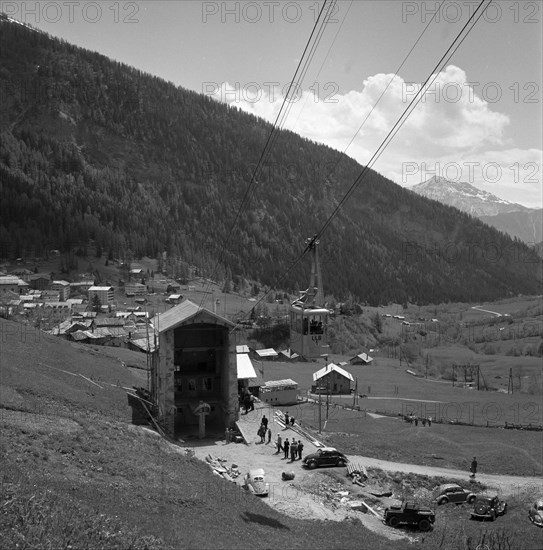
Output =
[{"x1": 210, "y1": 65, "x2": 541, "y2": 208}]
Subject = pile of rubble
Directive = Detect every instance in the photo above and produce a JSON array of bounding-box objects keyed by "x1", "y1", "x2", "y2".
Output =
[{"x1": 204, "y1": 453, "x2": 240, "y2": 483}]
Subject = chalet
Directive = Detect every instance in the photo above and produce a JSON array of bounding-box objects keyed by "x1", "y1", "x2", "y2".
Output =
[
  {"x1": 0, "y1": 276, "x2": 19, "y2": 294},
  {"x1": 29, "y1": 273, "x2": 51, "y2": 290},
  {"x1": 125, "y1": 282, "x2": 147, "y2": 296},
  {"x1": 312, "y1": 363, "x2": 354, "y2": 395},
  {"x1": 166, "y1": 293, "x2": 183, "y2": 304},
  {"x1": 350, "y1": 352, "x2": 374, "y2": 365},
  {"x1": 51, "y1": 280, "x2": 70, "y2": 301},
  {"x1": 149, "y1": 300, "x2": 239, "y2": 438},
  {"x1": 129, "y1": 268, "x2": 144, "y2": 281}
]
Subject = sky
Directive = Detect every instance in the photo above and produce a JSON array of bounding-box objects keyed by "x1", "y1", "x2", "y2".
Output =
[{"x1": 5, "y1": 0, "x2": 542, "y2": 207}]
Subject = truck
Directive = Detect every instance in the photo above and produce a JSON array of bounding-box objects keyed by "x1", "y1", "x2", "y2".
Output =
[{"x1": 384, "y1": 501, "x2": 435, "y2": 531}]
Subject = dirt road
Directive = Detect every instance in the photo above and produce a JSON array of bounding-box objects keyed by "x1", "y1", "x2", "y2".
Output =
[{"x1": 180, "y1": 408, "x2": 541, "y2": 541}]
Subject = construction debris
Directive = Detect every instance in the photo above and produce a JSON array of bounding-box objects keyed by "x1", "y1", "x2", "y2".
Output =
[{"x1": 204, "y1": 453, "x2": 240, "y2": 482}]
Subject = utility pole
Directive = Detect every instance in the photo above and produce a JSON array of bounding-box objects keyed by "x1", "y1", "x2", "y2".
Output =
[
  {"x1": 326, "y1": 377, "x2": 330, "y2": 421},
  {"x1": 318, "y1": 385, "x2": 322, "y2": 433},
  {"x1": 508, "y1": 368, "x2": 513, "y2": 394}
]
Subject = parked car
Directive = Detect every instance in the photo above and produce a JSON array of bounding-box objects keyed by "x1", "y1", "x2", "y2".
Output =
[
  {"x1": 302, "y1": 447, "x2": 348, "y2": 469},
  {"x1": 384, "y1": 501, "x2": 435, "y2": 531},
  {"x1": 435, "y1": 483, "x2": 477, "y2": 505},
  {"x1": 528, "y1": 498, "x2": 543, "y2": 527},
  {"x1": 470, "y1": 495, "x2": 507, "y2": 521},
  {"x1": 242, "y1": 468, "x2": 269, "y2": 497}
]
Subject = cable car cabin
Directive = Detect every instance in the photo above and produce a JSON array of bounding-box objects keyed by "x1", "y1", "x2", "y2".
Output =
[{"x1": 289, "y1": 303, "x2": 328, "y2": 360}]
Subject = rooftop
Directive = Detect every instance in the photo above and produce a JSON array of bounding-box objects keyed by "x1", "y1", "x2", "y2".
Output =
[
  {"x1": 313, "y1": 363, "x2": 354, "y2": 382},
  {"x1": 151, "y1": 299, "x2": 234, "y2": 333}
]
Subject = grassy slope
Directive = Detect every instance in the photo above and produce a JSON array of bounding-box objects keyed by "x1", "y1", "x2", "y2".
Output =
[{"x1": 0, "y1": 318, "x2": 406, "y2": 550}]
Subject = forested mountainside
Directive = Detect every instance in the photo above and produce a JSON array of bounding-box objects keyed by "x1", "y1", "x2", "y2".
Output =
[{"x1": 0, "y1": 15, "x2": 540, "y2": 305}]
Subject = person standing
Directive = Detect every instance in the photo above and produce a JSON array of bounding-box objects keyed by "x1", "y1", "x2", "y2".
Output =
[
  {"x1": 290, "y1": 439, "x2": 298, "y2": 462},
  {"x1": 262, "y1": 415, "x2": 268, "y2": 430},
  {"x1": 297, "y1": 440, "x2": 304, "y2": 460},
  {"x1": 276, "y1": 434, "x2": 282, "y2": 454},
  {"x1": 267, "y1": 428, "x2": 272, "y2": 444},
  {"x1": 283, "y1": 438, "x2": 290, "y2": 459},
  {"x1": 284, "y1": 411, "x2": 289, "y2": 427},
  {"x1": 470, "y1": 457, "x2": 478, "y2": 478},
  {"x1": 243, "y1": 393, "x2": 251, "y2": 414}
]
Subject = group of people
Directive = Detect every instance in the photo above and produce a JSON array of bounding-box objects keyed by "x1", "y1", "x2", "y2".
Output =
[
  {"x1": 257, "y1": 415, "x2": 272, "y2": 443},
  {"x1": 240, "y1": 391, "x2": 255, "y2": 414},
  {"x1": 274, "y1": 434, "x2": 304, "y2": 462},
  {"x1": 404, "y1": 414, "x2": 432, "y2": 426}
]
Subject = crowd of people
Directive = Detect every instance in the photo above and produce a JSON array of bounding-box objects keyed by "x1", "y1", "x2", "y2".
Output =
[{"x1": 238, "y1": 393, "x2": 305, "y2": 461}]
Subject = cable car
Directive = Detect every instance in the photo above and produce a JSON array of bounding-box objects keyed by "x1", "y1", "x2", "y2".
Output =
[{"x1": 289, "y1": 238, "x2": 328, "y2": 360}]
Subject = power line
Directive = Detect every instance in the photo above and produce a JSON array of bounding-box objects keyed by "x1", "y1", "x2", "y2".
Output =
[
  {"x1": 313, "y1": 0, "x2": 494, "y2": 243},
  {"x1": 199, "y1": 0, "x2": 334, "y2": 309},
  {"x1": 232, "y1": 0, "x2": 494, "y2": 330}
]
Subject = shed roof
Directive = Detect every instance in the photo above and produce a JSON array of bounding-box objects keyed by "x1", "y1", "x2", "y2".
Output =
[
  {"x1": 280, "y1": 349, "x2": 299, "y2": 360},
  {"x1": 351, "y1": 353, "x2": 373, "y2": 363},
  {"x1": 255, "y1": 348, "x2": 278, "y2": 357},
  {"x1": 236, "y1": 344, "x2": 250, "y2": 354},
  {"x1": 0, "y1": 276, "x2": 20, "y2": 285},
  {"x1": 313, "y1": 363, "x2": 354, "y2": 382},
  {"x1": 236, "y1": 353, "x2": 257, "y2": 380},
  {"x1": 151, "y1": 299, "x2": 234, "y2": 333}
]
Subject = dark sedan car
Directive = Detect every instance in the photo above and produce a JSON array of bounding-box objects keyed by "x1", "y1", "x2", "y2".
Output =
[
  {"x1": 471, "y1": 496, "x2": 507, "y2": 521},
  {"x1": 302, "y1": 447, "x2": 348, "y2": 469}
]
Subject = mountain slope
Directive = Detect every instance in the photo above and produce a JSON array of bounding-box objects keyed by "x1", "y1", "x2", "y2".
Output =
[
  {"x1": 479, "y1": 209, "x2": 543, "y2": 244},
  {"x1": 0, "y1": 15, "x2": 541, "y2": 305}
]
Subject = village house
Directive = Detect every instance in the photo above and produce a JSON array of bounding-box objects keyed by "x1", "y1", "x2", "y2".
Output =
[
  {"x1": 41, "y1": 290, "x2": 61, "y2": 302},
  {"x1": 149, "y1": 299, "x2": 239, "y2": 438},
  {"x1": 349, "y1": 352, "x2": 374, "y2": 365},
  {"x1": 88, "y1": 286, "x2": 114, "y2": 305},
  {"x1": 51, "y1": 280, "x2": 70, "y2": 301},
  {"x1": 8, "y1": 267, "x2": 33, "y2": 282},
  {"x1": 29, "y1": 273, "x2": 51, "y2": 290},
  {"x1": 0, "y1": 275, "x2": 20, "y2": 294},
  {"x1": 312, "y1": 363, "x2": 354, "y2": 395},
  {"x1": 125, "y1": 282, "x2": 147, "y2": 296}
]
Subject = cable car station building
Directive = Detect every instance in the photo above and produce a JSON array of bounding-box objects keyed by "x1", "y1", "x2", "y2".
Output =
[{"x1": 150, "y1": 300, "x2": 239, "y2": 437}]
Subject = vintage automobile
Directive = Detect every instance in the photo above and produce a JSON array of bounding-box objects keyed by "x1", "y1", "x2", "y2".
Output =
[
  {"x1": 384, "y1": 501, "x2": 435, "y2": 531},
  {"x1": 302, "y1": 447, "x2": 348, "y2": 469},
  {"x1": 434, "y1": 483, "x2": 477, "y2": 505},
  {"x1": 242, "y1": 468, "x2": 269, "y2": 497},
  {"x1": 470, "y1": 495, "x2": 507, "y2": 521},
  {"x1": 528, "y1": 498, "x2": 543, "y2": 527}
]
